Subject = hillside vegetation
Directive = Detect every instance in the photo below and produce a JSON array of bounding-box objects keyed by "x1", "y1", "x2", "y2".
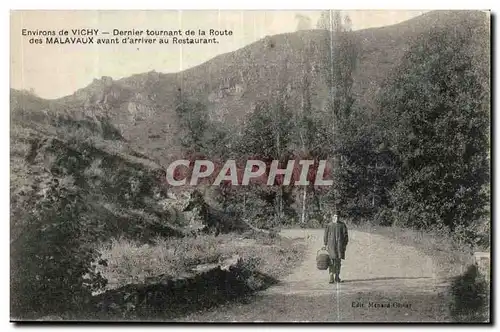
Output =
[
  {"x1": 18, "y1": 11, "x2": 488, "y2": 164},
  {"x1": 10, "y1": 10, "x2": 490, "y2": 320}
]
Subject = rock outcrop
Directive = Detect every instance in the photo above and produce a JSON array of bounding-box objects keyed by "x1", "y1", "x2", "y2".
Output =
[{"x1": 92, "y1": 255, "x2": 277, "y2": 319}]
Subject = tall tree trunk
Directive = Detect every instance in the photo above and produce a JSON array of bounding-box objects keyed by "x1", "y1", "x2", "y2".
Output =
[
  {"x1": 299, "y1": 87, "x2": 308, "y2": 224},
  {"x1": 301, "y1": 188, "x2": 307, "y2": 224},
  {"x1": 280, "y1": 187, "x2": 284, "y2": 220},
  {"x1": 243, "y1": 191, "x2": 247, "y2": 214},
  {"x1": 275, "y1": 108, "x2": 283, "y2": 224},
  {"x1": 372, "y1": 161, "x2": 378, "y2": 208}
]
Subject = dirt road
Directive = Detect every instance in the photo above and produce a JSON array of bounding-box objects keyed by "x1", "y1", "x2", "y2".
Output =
[{"x1": 181, "y1": 229, "x2": 454, "y2": 322}]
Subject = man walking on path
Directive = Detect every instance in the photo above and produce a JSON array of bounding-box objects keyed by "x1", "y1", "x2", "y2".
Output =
[{"x1": 323, "y1": 212, "x2": 349, "y2": 283}]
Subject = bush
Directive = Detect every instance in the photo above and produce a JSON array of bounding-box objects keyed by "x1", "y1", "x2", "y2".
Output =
[
  {"x1": 96, "y1": 232, "x2": 306, "y2": 292},
  {"x1": 96, "y1": 236, "x2": 227, "y2": 290},
  {"x1": 450, "y1": 264, "x2": 489, "y2": 322},
  {"x1": 372, "y1": 208, "x2": 395, "y2": 226},
  {"x1": 11, "y1": 176, "x2": 108, "y2": 319},
  {"x1": 380, "y1": 21, "x2": 489, "y2": 231}
]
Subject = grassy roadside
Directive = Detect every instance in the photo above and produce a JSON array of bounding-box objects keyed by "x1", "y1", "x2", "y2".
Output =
[
  {"x1": 96, "y1": 231, "x2": 307, "y2": 292},
  {"x1": 42, "y1": 231, "x2": 307, "y2": 320}
]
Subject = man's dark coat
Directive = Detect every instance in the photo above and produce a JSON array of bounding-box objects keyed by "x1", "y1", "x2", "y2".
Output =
[{"x1": 323, "y1": 221, "x2": 349, "y2": 260}]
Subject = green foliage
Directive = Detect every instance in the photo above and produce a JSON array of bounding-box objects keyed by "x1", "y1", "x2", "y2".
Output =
[
  {"x1": 334, "y1": 109, "x2": 399, "y2": 219},
  {"x1": 315, "y1": 12, "x2": 361, "y2": 215},
  {"x1": 379, "y1": 21, "x2": 490, "y2": 230},
  {"x1": 229, "y1": 97, "x2": 296, "y2": 225},
  {"x1": 310, "y1": 12, "x2": 490, "y2": 248},
  {"x1": 450, "y1": 264, "x2": 489, "y2": 322},
  {"x1": 215, "y1": 186, "x2": 296, "y2": 230},
  {"x1": 317, "y1": 10, "x2": 359, "y2": 120},
  {"x1": 10, "y1": 132, "x2": 184, "y2": 319},
  {"x1": 236, "y1": 99, "x2": 294, "y2": 160},
  {"x1": 174, "y1": 92, "x2": 231, "y2": 158},
  {"x1": 11, "y1": 176, "x2": 108, "y2": 318},
  {"x1": 175, "y1": 95, "x2": 208, "y2": 152}
]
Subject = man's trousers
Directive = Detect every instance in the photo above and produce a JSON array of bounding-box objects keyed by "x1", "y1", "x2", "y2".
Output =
[{"x1": 329, "y1": 258, "x2": 341, "y2": 276}]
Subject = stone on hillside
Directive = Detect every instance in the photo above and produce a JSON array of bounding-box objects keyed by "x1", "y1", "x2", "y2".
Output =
[{"x1": 474, "y1": 251, "x2": 490, "y2": 281}]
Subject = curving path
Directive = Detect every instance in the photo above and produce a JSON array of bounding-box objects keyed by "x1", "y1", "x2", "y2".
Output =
[{"x1": 180, "y1": 229, "x2": 454, "y2": 322}]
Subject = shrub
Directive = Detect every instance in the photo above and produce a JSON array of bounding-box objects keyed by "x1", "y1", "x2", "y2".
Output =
[
  {"x1": 96, "y1": 233, "x2": 306, "y2": 292},
  {"x1": 380, "y1": 21, "x2": 489, "y2": 231},
  {"x1": 450, "y1": 264, "x2": 489, "y2": 322},
  {"x1": 11, "y1": 176, "x2": 108, "y2": 319},
  {"x1": 96, "y1": 235, "x2": 227, "y2": 289}
]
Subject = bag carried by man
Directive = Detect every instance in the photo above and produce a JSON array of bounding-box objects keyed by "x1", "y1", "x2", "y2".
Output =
[{"x1": 316, "y1": 248, "x2": 330, "y2": 270}]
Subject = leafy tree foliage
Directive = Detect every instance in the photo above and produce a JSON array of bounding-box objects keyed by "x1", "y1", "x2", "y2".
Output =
[
  {"x1": 334, "y1": 109, "x2": 399, "y2": 221},
  {"x1": 174, "y1": 93, "x2": 209, "y2": 153},
  {"x1": 230, "y1": 97, "x2": 296, "y2": 226},
  {"x1": 174, "y1": 90, "x2": 232, "y2": 160},
  {"x1": 379, "y1": 21, "x2": 490, "y2": 230},
  {"x1": 317, "y1": 10, "x2": 359, "y2": 120},
  {"x1": 172, "y1": 12, "x2": 489, "y2": 239},
  {"x1": 316, "y1": 11, "x2": 360, "y2": 214},
  {"x1": 237, "y1": 99, "x2": 294, "y2": 160},
  {"x1": 11, "y1": 176, "x2": 108, "y2": 318}
]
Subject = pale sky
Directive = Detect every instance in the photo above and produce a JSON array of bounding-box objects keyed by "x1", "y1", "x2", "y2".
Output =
[{"x1": 10, "y1": 10, "x2": 427, "y2": 99}]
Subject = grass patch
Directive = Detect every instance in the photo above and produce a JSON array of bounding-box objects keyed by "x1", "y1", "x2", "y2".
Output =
[{"x1": 97, "y1": 232, "x2": 306, "y2": 291}]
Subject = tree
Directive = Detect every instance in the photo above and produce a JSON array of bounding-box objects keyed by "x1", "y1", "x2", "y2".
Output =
[
  {"x1": 11, "y1": 176, "x2": 107, "y2": 318},
  {"x1": 295, "y1": 13, "x2": 312, "y2": 31},
  {"x1": 334, "y1": 108, "x2": 399, "y2": 221},
  {"x1": 379, "y1": 19, "x2": 490, "y2": 230},
  {"x1": 174, "y1": 90, "x2": 209, "y2": 154},
  {"x1": 288, "y1": 40, "x2": 332, "y2": 223},
  {"x1": 316, "y1": 10, "x2": 359, "y2": 214},
  {"x1": 234, "y1": 95, "x2": 295, "y2": 226},
  {"x1": 174, "y1": 89, "x2": 230, "y2": 159}
]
